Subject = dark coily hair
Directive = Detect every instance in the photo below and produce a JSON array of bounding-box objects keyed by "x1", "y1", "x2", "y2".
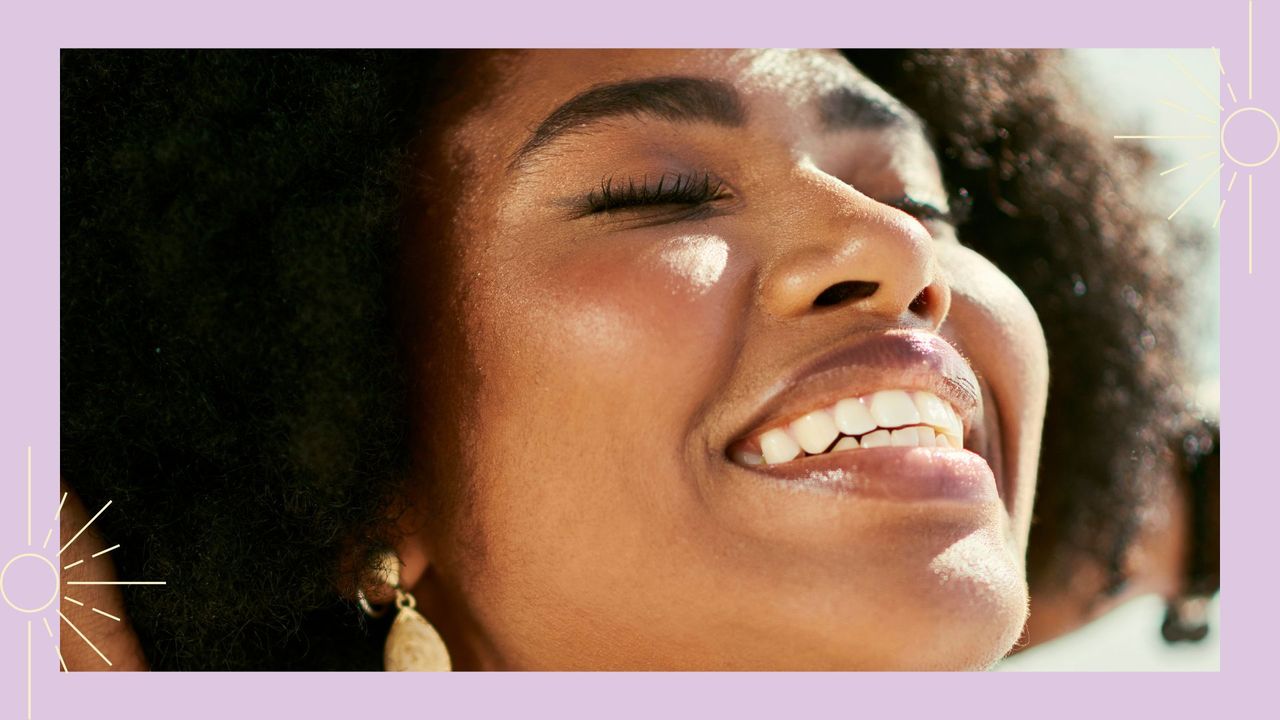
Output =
[{"x1": 61, "y1": 50, "x2": 1206, "y2": 669}]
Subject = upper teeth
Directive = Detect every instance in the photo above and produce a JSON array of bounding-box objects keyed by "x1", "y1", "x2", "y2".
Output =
[{"x1": 737, "y1": 390, "x2": 965, "y2": 466}]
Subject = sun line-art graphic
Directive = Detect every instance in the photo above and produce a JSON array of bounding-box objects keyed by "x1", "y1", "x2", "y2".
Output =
[
  {"x1": 1114, "y1": 0, "x2": 1277, "y2": 274},
  {"x1": 2, "y1": 447, "x2": 166, "y2": 719}
]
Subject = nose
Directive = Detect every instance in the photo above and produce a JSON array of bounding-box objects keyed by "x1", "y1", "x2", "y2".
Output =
[{"x1": 757, "y1": 167, "x2": 950, "y2": 331}]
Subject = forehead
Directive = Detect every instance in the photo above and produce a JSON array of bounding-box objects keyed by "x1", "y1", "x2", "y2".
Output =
[
  {"x1": 449, "y1": 49, "x2": 913, "y2": 167},
  {"x1": 499, "y1": 49, "x2": 880, "y2": 104}
]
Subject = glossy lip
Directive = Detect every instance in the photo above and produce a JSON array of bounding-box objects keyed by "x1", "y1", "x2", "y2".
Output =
[
  {"x1": 722, "y1": 329, "x2": 1002, "y2": 501},
  {"x1": 735, "y1": 446, "x2": 999, "y2": 502}
]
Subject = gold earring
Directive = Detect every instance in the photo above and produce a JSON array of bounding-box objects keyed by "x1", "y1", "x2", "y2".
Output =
[{"x1": 356, "y1": 550, "x2": 452, "y2": 672}]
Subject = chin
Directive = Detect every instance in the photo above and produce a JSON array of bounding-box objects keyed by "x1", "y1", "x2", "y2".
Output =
[
  {"x1": 699, "y1": 468, "x2": 1031, "y2": 670},
  {"x1": 753, "y1": 578, "x2": 1028, "y2": 670},
  {"x1": 883, "y1": 583, "x2": 1029, "y2": 671},
  {"x1": 767, "y1": 520, "x2": 1031, "y2": 671},
  {"x1": 862, "y1": 524, "x2": 1030, "y2": 671}
]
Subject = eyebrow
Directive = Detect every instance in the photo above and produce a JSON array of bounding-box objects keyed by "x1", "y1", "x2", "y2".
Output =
[
  {"x1": 511, "y1": 76, "x2": 746, "y2": 171},
  {"x1": 509, "y1": 75, "x2": 913, "y2": 171},
  {"x1": 817, "y1": 86, "x2": 913, "y2": 130}
]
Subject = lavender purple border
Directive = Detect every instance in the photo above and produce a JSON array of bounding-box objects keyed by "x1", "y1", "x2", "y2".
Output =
[{"x1": 1, "y1": 0, "x2": 1261, "y2": 717}]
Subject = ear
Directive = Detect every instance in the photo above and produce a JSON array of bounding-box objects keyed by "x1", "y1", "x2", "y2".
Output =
[
  {"x1": 336, "y1": 499, "x2": 432, "y2": 604},
  {"x1": 390, "y1": 499, "x2": 433, "y2": 593}
]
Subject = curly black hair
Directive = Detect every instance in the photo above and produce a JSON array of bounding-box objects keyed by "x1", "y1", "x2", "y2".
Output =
[{"x1": 60, "y1": 49, "x2": 1209, "y2": 670}]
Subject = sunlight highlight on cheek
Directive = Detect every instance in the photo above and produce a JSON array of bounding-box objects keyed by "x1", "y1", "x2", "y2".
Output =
[{"x1": 657, "y1": 235, "x2": 729, "y2": 294}]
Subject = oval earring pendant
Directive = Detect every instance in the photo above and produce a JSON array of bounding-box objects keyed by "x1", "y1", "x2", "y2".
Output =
[{"x1": 385, "y1": 604, "x2": 452, "y2": 672}]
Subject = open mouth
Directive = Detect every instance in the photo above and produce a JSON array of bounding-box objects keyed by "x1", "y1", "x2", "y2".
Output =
[
  {"x1": 730, "y1": 389, "x2": 966, "y2": 466},
  {"x1": 719, "y1": 330, "x2": 1002, "y2": 503}
]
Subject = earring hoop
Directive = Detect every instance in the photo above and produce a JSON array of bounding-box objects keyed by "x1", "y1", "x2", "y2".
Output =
[{"x1": 356, "y1": 587, "x2": 389, "y2": 619}]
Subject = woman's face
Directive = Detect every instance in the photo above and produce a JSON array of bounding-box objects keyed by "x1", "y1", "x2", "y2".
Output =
[{"x1": 401, "y1": 49, "x2": 1049, "y2": 670}]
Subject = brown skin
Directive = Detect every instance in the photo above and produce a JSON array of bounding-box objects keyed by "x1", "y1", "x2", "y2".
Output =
[
  {"x1": 57, "y1": 481, "x2": 147, "y2": 671},
  {"x1": 59, "y1": 50, "x2": 1177, "y2": 671},
  {"x1": 394, "y1": 50, "x2": 1047, "y2": 670}
]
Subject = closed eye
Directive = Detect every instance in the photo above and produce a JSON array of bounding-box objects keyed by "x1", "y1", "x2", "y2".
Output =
[
  {"x1": 882, "y1": 194, "x2": 957, "y2": 225},
  {"x1": 577, "y1": 172, "x2": 731, "y2": 216}
]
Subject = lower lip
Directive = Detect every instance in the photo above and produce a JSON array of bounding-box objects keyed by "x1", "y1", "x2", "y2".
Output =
[{"x1": 737, "y1": 447, "x2": 999, "y2": 502}]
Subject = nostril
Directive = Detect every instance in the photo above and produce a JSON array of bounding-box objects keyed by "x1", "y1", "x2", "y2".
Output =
[
  {"x1": 812, "y1": 280, "x2": 880, "y2": 308},
  {"x1": 908, "y1": 289, "x2": 929, "y2": 314}
]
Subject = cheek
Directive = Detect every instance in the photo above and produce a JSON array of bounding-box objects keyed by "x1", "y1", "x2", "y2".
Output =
[
  {"x1": 481, "y1": 233, "x2": 743, "y2": 413},
  {"x1": 935, "y1": 243, "x2": 1049, "y2": 544},
  {"x1": 657, "y1": 233, "x2": 730, "y2": 292},
  {"x1": 455, "y1": 231, "x2": 748, "y2": 617}
]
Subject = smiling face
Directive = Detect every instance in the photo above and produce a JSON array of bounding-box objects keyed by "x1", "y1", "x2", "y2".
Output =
[{"x1": 398, "y1": 49, "x2": 1050, "y2": 670}]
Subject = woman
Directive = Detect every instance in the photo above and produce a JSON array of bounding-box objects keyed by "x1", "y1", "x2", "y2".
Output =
[{"x1": 59, "y1": 49, "x2": 1217, "y2": 670}]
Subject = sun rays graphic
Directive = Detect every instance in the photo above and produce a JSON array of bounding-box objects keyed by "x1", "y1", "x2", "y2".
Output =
[
  {"x1": 1115, "y1": 0, "x2": 1276, "y2": 273},
  {"x1": 2, "y1": 447, "x2": 165, "y2": 718}
]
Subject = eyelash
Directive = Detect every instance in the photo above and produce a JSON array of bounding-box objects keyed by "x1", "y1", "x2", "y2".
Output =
[
  {"x1": 884, "y1": 195, "x2": 958, "y2": 226},
  {"x1": 580, "y1": 172, "x2": 957, "y2": 227},
  {"x1": 583, "y1": 172, "x2": 728, "y2": 215}
]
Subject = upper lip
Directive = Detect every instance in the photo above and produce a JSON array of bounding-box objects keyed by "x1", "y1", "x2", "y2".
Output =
[{"x1": 726, "y1": 329, "x2": 984, "y2": 453}]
